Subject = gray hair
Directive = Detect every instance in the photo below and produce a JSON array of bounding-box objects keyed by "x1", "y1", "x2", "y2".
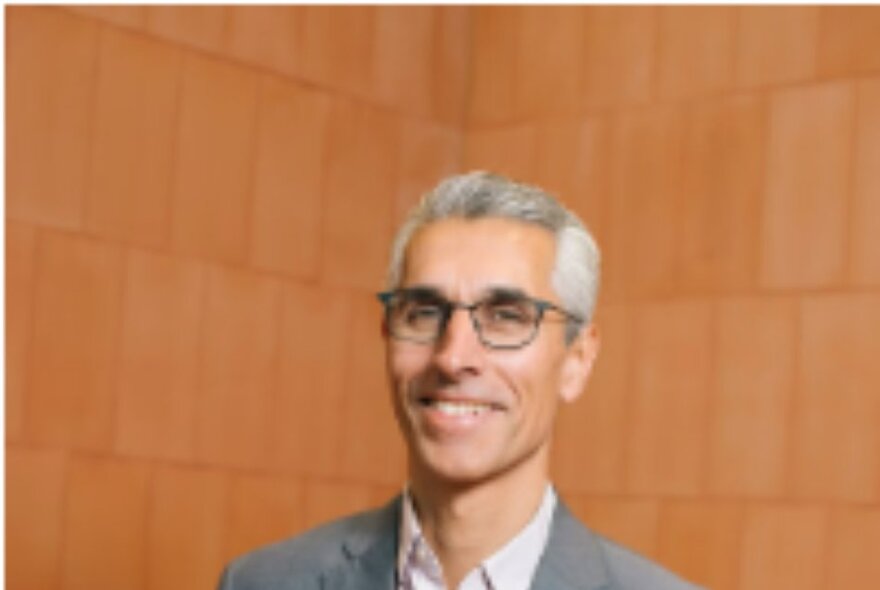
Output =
[{"x1": 386, "y1": 171, "x2": 601, "y2": 341}]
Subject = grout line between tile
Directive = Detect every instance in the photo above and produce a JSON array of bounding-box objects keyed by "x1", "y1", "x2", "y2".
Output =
[
  {"x1": 702, "y1": 298, "x2": 721, "y2": 498},
  {"x1": 11, "y1": 223, "x2": 40, "y2": 446},
  {"x1": 78, "y1": 19, "x2": 104, "y2": 234},
  {"x1": 20, "y1": 228, "x2": 47, "y2": 446},
  {"x1": 840, "y1": 81, "x2": 861, "y2": 287},
  {"x1": 189, "y1": 260, "x2": 211, "y2": 466},
  {"x1": 159, "y1": 43, "x2": 186, "y2": 254},
  {"x1": 263, "y1": 279, "x2": 286, "y2": 474},
  {"x1": 54, "y1": 448, "x2": 73, "y2": 590},
  {"x1": 106, "y1": 245, "x2": 130, "y2": 456},
  {"x1": 141, "y1": 461, "x2": 157, "y2": 590},
  {"x1": 782, "y1": 296, "x2": 805, "y2": 500},
  {"x1": 239, "y1": 70, "x2": 264, "y2": 270}
]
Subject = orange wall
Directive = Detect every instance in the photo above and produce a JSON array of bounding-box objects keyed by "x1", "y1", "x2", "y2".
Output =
[
  {"x1": 6, "y1": 6, "x2": 465, "y2": 590},
  {"x1": 6, "y1": 6, "x2": 880, "y2": 590},
  {"x1": 464, "y1": 7, "x2": 880, "y2": 590}
]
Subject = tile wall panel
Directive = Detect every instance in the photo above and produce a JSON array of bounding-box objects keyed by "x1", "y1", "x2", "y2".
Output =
[
  {"x1": 86, "y1": 28, "x2": 181, "y2": 248},
  {"x1": 6, "y1": 8, "x2": 98, "y2": 230},
  {"x1": 147, "y1": 465, "x2": 228, "y2": 590},
  {"x1": 679, "y1": 95, "x2": 764, "y2": 294},
  {"x1": 302, "y1": 480, "x2": 382, "y2": 530},
  {"x1": 464, "y1": 125, "x2": 537, "y2": 182},
  {"x1": 739, "y1": 504, "x2": 828, "y2": 590},
  {"x1": 146, "y1": 5, "x2": 228, "y2": 55},
  {"x1": 826, "y1": 507, "x2": 880, "y2": 588},
  {"x1": 570, "y1": 497, "x2": 661, "y2": 559},
  {"x1": 27, "y1": 232, "x2": 123, "y2": 450},
  {"x1": 66, "y1": 5, "x2": 148, "y2": 30},
  {"x1": 532, "y1": 117, "x2": 611, "y2": 250},
  {"x1": 516, "y1": 6, "x2": 584, "y2": 119},
  {"x1": 6, "y1": 448, "x2": 67, "y2": 590},
  {"x1": 467, "y1": 8, "x2": 520, "y2": 126},
  {"x1": 225, "y1": 6, "x2": 301, "y2": 76},
  {"x1": 852, "y1": 78, "x2": 880, "y2": 285},
  {"x1": 657, "y1": 6, "x2": 736, "y2": 100},
  {"x1": 224, "y1": 473, "x2": 305, "y2": 561},
  {"x1": 734, "y1": 6, "x2": 818, "y2": 88},
  {"x1": 761, "y1": 82, "x2": 853, "y2": 290},
  {"x1": 430, "y1": 7, "x2": 470, "y2": 126},
  {"x1": 171, "y1": 54, "x2": 258, "y2": 266},
  {"x1": 298, "y1": 6, "x2": 376, "y2": 98},
  {"x1": 373, "y1": 6, "x2": 435, "y2": 118},
  {"x1": 274, "y1": 283, "x2": 352, "y2": 477},
  {"x1": 320, "y1": 100, "x2": 400, "y2": 290},
  {"x1": 61, "y1": 456, "x2": 150, "y2": 590},
  {"x1": 6, "y1": 222, "x2": 37, "y2": 442},
  {"x1": 249, "y1": 75, "x2": 329, "y2": 278},
  {"x1": 114, "y1": 250, "x2": 204, "y2": 461},
  {"x1": 794, "y1": 294, "x2": 880, "y2": 502},
  {"x1": 580, "y1": 6, "x2": 657, "y2": 110},
  {"x1": 396, "y1": 120, "x2": 462, "y2": 224},
  {"x1": 658, "y1": 501, "x2": 744, "y2": 590},
  {"x1": 627, "y1": 300, "x2": 712, "y2": 496},
  {"x1": 818, "y1": 6, "x2": 880, "y2": 77},
  {"x1": 606, "y1": 106, "x2": 685, "y2": 300},
  {"x1": 196, "y1": 266, "x2": 281, "y2": 469},
  {"x1": 710, "y1": 297, "x2": 795, "y2": 497}
]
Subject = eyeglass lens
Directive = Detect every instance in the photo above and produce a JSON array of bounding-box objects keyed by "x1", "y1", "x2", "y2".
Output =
[{"x1": 384, "y1": 290, "x2": 543, "y2": 348}]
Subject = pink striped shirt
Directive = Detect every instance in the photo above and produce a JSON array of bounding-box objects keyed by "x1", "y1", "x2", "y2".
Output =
[{"x1": 396, "y1": 486, "x2": 557, "y2": 590}]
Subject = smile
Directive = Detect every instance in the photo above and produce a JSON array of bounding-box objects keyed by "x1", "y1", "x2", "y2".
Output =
[
  {"x1": 425, "y1": 399, "x2": 493, "y2": 417},
  {"x1": 414, "y1": 395, "x2": 506, "y2": 434}
]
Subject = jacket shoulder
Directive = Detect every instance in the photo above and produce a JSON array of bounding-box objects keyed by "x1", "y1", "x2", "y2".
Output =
[
  {"x1": 537, "y1": 500, "x2": 703, "y2": 590},
  {"x1": 595, "y1": 535, "x2": 702, "y2": 590},
  {"x1": 219, "y1": 498, "x2": 399, "y2": 590}
]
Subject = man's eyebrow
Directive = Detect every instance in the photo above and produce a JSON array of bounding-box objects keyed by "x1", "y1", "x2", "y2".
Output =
[
  {"x1": 398, "y1": 284, "x2": 532, "y2": 301},
  {"x1": 399, "y1": 285, "x2": 445, "y2": 299},
  {"x1": 482, "y1": 286, "x2": 530, "y2": 300}
]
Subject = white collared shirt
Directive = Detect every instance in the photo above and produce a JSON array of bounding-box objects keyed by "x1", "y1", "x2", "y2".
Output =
[{"x1": 396, "y1": 486, "x2": 557, "y2": 590}]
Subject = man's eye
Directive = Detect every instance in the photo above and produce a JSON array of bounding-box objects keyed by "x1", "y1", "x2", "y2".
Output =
[
  {"x1": 486, "y1": 303, "x2": 531, "y2": 324},
  {"x1": 402, "y1": 303, "x2": 442, "y2": 323}
]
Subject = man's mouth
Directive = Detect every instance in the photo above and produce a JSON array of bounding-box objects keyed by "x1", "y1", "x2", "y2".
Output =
[{"x1": 419, "y1": 398, "x2": 495, "y2": 417}]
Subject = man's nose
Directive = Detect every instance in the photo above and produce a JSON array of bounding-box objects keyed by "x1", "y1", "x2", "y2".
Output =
[{"x1": 432, "y1": 307, "x2": 485, "y2": 376}]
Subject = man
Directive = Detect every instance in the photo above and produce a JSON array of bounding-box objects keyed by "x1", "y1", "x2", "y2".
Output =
[{"x1": 218, "y1": 172, "x2": 700, "y2": 589}]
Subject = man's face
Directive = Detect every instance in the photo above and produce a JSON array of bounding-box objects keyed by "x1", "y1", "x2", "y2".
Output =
[{"x1": 385, "y1": 217, "x2": 597, "y2": 489}]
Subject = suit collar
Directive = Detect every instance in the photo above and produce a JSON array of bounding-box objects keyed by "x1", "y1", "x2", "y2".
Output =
[
  {"x1": 321, "y1": 497, "x2": 401, "y2": 590},
  {"x1": 530, "y1": 500, "x2": 613, "y2": 590},
  {"x1": 320, "y1": 495, "x2": 613, "y2": 590}
]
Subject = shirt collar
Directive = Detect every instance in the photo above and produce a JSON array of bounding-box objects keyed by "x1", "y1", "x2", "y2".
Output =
[
  {"x1": 398, "y1": 489, "x2": 444, "y2": 585},
  {"x1": 397, "y1": 485, "x2": 557, "y2": 589},
  {"x1": 482, "y1": 485, "x2": 556, "y2": 589}
]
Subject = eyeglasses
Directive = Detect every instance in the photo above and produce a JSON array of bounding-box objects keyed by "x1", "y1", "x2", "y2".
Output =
[{"x1": 376, "y1": 287, "x2": 583, "y2": 350}]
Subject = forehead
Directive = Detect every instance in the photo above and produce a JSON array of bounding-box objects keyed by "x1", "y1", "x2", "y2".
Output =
[{"x1": 401, "y1": 217, "x2": 557, "y2": 297}]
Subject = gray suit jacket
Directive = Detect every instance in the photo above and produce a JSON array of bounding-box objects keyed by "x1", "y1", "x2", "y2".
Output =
[{"x1": 218, "y1": 496, "x2": 701, "y2": 590}]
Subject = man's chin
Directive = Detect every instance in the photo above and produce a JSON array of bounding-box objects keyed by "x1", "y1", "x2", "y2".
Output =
[{"x1": 409, "y1": 449, "x2": 501, "y2": 489}]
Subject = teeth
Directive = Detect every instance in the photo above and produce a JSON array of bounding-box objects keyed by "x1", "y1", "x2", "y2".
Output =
[{"x1": 432, "y1": 400, "x2": 490, "y2": 417}]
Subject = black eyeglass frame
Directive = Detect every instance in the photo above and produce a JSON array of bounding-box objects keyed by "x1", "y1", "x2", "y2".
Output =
[{"x1": 376, "y1": 288, "x2": 584, "y2": 350}]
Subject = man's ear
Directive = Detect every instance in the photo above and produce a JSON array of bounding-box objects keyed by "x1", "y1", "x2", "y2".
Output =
[{"x1": 559, "y1": 323, "x2": 599, "y2": 404}]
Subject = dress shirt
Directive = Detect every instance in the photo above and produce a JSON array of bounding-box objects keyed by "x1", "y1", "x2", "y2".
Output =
[{"x1": 396, "y1": 485, "x2": 557, "y2": 590}]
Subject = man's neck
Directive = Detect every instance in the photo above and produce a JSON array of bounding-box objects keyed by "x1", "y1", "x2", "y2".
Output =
[{"x1": 407, "y1": 459, "x2": 550, "y2": 588}]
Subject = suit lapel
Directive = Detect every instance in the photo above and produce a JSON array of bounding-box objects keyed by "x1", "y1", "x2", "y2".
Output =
[
  {"x1": 321, "y1": 497, "x2": 401, "y2": 590},
  {"x1": 317, "y1": 495, "x2": 613, "y2": 590},
  {"x1": 530, "y1": 501, "x2": 613, "y2": 590}
]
